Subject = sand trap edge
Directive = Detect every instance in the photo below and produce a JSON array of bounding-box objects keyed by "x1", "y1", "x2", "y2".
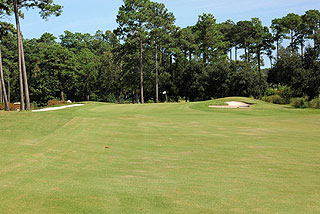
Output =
[
  {"x1": 32, "y1": 104, "x2": 85, "y2": 112},
  {"x1": 209, "y1": 101, "x2": 250, "y2": 109}
]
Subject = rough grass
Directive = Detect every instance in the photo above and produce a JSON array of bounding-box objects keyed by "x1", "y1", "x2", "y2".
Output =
[{"x1": 0, "y1": 98, "x2": 320, "y2": 213}]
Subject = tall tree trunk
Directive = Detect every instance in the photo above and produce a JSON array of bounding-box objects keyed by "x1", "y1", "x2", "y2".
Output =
[
  {"x1": 244, "y1": 40, "x2": 248, "y2": 62},
  {"x1": 0, "y1": 72, "x2": 3, "y2": 103},
  {"x1": 136, "y1": 89, "x2": 139, "y2": 104},
  {"x1": 14, "y1": 0, "x2": 25, "y2": 111},
  {"x1": 86, "y1": 81, "x2": 90, "y2": 101},
  {"x1": 0, "y1": 48, "x2": 10, "y2": 111},
  {"x1": 8, "y1": 80, "x2": 10, "y2": 103},
  {"x1": 160, "y1": 51, "x2": 163, "y2": 67},
  {"x1": 276, "y1": 40, "x2": 279, "y2": 58},
  {"x1": 132, "y1": 90, "x2": 135, "y2": 104},
  {"x1": 18, "y1": 39, "x2": 25, "y2": 111},
  {"x1": 257, "y1": 50, "x2": 262, "y2": 95},
  {"x1": 117, "y1": 90, "x2": 120, "y2": 104},
  {"x1": 257, "y1": 49, "x2": 264, "y2": 98},
  {"x1": 244, "y1": 42, "x2": 249, "y2": 62},
  {"x1": 203, "y1": 52, "x2": 207, "y2": 64},
  {"x1": 314, "y1": 36, "x2": 319, "y2": 51},
  {"x1": 301, "y1": 40, "x2": 304, "y2": 57},
  {"x1": 61, "y1": 91, "x2": 65, "y2": 101},
  {"x1": 20, "y1": 35, "x2": 31, "y2": 110},
  {"x1": 290, "y1": 31, "x2": 294, "y2": 53},
  {"x1": 235, "y1": 47, "x2": 238, "y2": 61},
  {"x1": 139, "y1": 38, "x2": 144, "y2": 104},
  {"x1": 155, "y1": 42, "x2": 159, "y2": 103},
  {"x1": 269, "y1": 56, "x2": 273, "y2": 68}
]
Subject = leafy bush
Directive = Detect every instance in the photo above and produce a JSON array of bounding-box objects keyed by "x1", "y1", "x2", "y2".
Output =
[
  {"x1": 310, "y1": 98, "x2": 320, "y2": 109},
  {"x1": 304, "y1": 99, "x2": 310, "y2": 108},
  {"x1": 89, "y1": 93, "x2": 99, "y2": 102},
  {"x1": 105, "y1": 94, "x2": 117, "y2": 103},
  {"x1": 278, "y1": 85, "x2": 294, "y2": 103},
  {"x1": 262, "y1": 85, "x2": 293, "y2": 104},
  {"x1": 291, "y1": 98, "x2": 309, "y2": 108},
  {"x1": 31, "y1": 102, "x2": 39, "y2": 109},
  {"x1": 146, "y1": 100, "x2": 155, "y2": 104},
  {"x1": 261, "y1": 95, "x2": 286, "y2": 104},
  {"x1": 264, "y1": 87, "x2": 277, "y2": 96}
]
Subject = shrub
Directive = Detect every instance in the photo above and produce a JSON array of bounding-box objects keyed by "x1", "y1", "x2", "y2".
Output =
[
  {"x1": 47, "y1": 99, "x2": 66, "y2": 106},
  {"x1": 264, "y1": 87, "x2": 277, "y2": 96},
  {"x1": 261, "y1": 96, "x2": 271, "y2": 103},
  {"x1": 291, "y1": 97, "x2": 309, "y2": 108},
  {"x1": 278, "y1": 85, "x2": 294, "y2": 103},
  {"x1": 89, "y1": 93, "x2": 99, "y2": 101},
  {"x1": 261, "y1": 85, "x2": 294, "y2": 104},
  {"x1": 303, "y1": 99, "x2": 310, "y2": 108},
  {"x1": 31, "y1": 102, "x2": 39, "y2": 109},
  {"x1": 146, "y1": 100, "x2": 155, "y2": 104},
  {"x1": 261, "y1": 95, "x2": 286, "y2": 104},
  {"x1": 310, "y1": 98, "x2": 320, "y2": 109},
  {"x1": 105, "y1": 94, "x2": 117, "y2": 103},
  {"x1": 261, "y1": 96, "x2": 270, "y2": 103}
]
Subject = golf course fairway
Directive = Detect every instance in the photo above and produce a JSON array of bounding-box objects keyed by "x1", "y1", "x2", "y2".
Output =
[{"x1": 0, "y1": 97, "x2": 319, "y2": 213}]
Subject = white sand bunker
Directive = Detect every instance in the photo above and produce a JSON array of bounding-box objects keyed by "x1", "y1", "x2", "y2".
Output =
[
  {"x1": 32, "y1": 104, "x2": 84, "y2": 112},
  {"x1": 209, "y1": 101, "x2": 250, "y2": 109}
]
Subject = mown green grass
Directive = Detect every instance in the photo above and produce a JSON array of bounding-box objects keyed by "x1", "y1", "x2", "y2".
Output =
[{"x1": 1, "y1": 98, "x2": 320, "y2": 213}]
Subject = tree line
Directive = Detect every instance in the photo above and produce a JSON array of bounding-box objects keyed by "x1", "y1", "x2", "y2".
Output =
[
  {"x1": 0, "y1": 0, "x2": 319, "y2": 110},
  {"x1": 0, "y1": 0, "x2": 62, "y2": 110}
]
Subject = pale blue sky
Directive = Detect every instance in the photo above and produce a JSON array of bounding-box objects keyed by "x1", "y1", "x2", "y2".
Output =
[{"x1": 4, "y1": 0, "x2": 319, "y2": 39}]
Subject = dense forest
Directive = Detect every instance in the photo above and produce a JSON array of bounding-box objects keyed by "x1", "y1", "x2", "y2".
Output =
[{"x1": 0, "y1": 0, "x2": 319, "y2": 110}]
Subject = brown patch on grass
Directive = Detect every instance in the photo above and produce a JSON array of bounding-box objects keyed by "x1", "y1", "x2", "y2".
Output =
[
  {"x1": 19, "y1": 139, "x2": 38, "y2": 146},
  {"x1": 0, "y1": 103, "x2": 20, "y2": 111},
  {"x1": 164, "y1": 165, "x2": 177, "y2": 169},
  {"x1": 133, "y1": 170, "x2": 145, "y2": 173},
  {"x1": 200, "y1": 131, "x2": 210, "y2": 134},
  {"x1": 129, "y1": 162, "x2": 140, "y2": 164},
  {"x1": 120, "y1": 175, "x2": 139, "y2": 179},
  {"x1": 248, "y1": 145, "x2": 266, "y2": 149},
  {"x1": 0, "y1": 163, "x2": 25, "y2": 176},
  {"x1": 161, "y1": 157, "x2": 179, "y2": 161}
]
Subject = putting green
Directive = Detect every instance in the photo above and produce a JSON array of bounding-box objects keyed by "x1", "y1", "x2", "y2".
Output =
[{"x1": 1, "y1": 98, "x2": 320, "y2": 213}]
